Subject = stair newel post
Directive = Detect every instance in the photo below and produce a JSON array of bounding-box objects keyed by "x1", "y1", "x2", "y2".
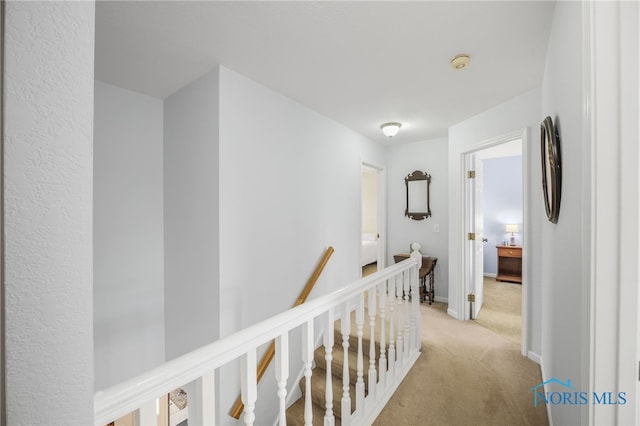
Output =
[
  {"x1": 341, "y1": 301, "x2": 352, "y2": 426},
  {"x1": 377, "y1": 281, "x2": 387, "y2": 390},
  {"x1": 396, "y1": 272, "x2": 404, "y2": 370},
  {"x1": 403, "y1": 269, "x2": 411, "y2": 360},
  {"x1": 302, "y1": 320, "x2": 314, "y2": 426},
  {"x1": 241, "y1": 348, "x2": 258, "y2": 426},
  {"x1": 324, "y1": 308, "x2": 335, "y2": 426},
  {"x1": 367, "y1": 288, "x2": 377, "y2": 403},
  {"x1": 387, "y1": 275, "x2": 396, "y2": 379},
  {"x1": 275, "y1": 333, "x2": 289, "y2": 426},
  {"x1": 410, "y1": 249, "x2": 422, "y2": 354},
  {"x1": 355, "y1": 293, "x2": 365, "y2": 412}
]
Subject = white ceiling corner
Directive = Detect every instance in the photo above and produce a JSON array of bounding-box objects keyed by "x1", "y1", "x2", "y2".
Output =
[{"x1": 95, "y1": 1, "x2": 556, "y2": 145}]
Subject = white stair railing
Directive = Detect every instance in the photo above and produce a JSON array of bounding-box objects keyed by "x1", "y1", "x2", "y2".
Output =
[{"x1": 94, "y1": 249, "x2": 423, "y2": 426}]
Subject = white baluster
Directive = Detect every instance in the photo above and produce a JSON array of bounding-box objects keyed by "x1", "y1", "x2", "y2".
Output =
[
  {"x1": 241, "y1": 349, "x2": 257, "y2": 426},
  {"x1": 412, "y1": 279, "x2": 421, "y2": 353},
  {"x1": 199, "y1": 370, "x2": 216, "y2": 426},
  {"x1": 378, "y1": 281, "x2": 387, "y2": 390},
  {"x1": 324, "y1": 308, "x2": 335, "y2": 426},
  {"x1": 388, "y1": 276, "x2": 396, "y2": 379},
  {"x1": 137, "y1": 398, "x2": 156, "y2": 426},
  {"x1": 355, "y1": 293, "x2": 365, "y2": 410},
  {"x1": 409, "y1": 247, "x2": 422, "y2": 353},
  {"x1": 276, "y1": 333, "x2": 289, "y2": 426},
  {"x1": 403, "y1": 269, "x2": 411, "y2": 360},
  {"x1": 341, "y1": 302, "x2": 351, "y2": 425},
  {"x1": 367, "y1": 289, "x2": 377, "y2": 402},
  {"x1": 302, "y1": 320, "x2": 314, "y2": 426},
  {"x1": 410, "y1": 252, "x2": 422, "y2": 352},
  {"x1": 396, "y1": 273, "x2": 404, "y2": 370}
]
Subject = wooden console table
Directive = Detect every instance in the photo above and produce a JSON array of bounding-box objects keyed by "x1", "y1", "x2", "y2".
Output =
[
  {"x1": 496, "y1": 245, "x2": 522, "y2": 284},
  {"x1": 393, "y1": 254, "x2": 437, "y2": 304}
]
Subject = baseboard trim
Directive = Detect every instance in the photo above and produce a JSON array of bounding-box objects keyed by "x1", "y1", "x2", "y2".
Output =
[
  {"x1": 447, "y1": 308, "x2": 458, "y2": 318},
  {"x1": 527, "y1": 351, "x2": 541, "y2": 365},
  {"x1": 538, "y1": 356, "x2": 553, "y2": 426},
  {"x1": 433, "y1": 296, "x2": 448, "y2": 304},
  {"x1": 483, "y1": 272, "x2": 497, "y2": 278}
]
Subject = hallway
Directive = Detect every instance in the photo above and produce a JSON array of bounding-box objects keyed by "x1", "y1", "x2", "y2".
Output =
[{"x1": 374, "y1": 302, "x2": 547, "y2": 426}]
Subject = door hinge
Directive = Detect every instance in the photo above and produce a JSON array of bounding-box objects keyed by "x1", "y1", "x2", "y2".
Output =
[
  {"x1": 467, "y1": 170, "x2": 476, "y2": 179},
  {"x1": 468, "y1": 232, "x2": 476, "y2": 240},
  {"x1": 467, "y1": 294, "x2": 476, "y2": 302}
]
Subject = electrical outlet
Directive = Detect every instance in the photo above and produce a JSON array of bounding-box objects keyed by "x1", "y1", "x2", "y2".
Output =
[{"x1": 433, "y1": 224, "x2": 440, "y2": 233}]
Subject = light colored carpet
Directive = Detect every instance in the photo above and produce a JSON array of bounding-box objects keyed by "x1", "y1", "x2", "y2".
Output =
[
  {"x1": 374, "y1": 302, "x2": 548, "y2": 426},
  {"x1": 475, "y1": 277, "x2": 522, "y2": 344},
  {"x1": 362, "y1": 262, "x2": 377, "y2": 277}
]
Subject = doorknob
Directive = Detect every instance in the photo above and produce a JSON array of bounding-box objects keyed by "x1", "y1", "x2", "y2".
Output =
[{"x1": 482, "y1": 237, "x2": 488, "y2": 243}]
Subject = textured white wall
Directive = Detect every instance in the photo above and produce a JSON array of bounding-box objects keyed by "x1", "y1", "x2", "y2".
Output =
[
  {"x1": 448, "y1": 89, "x2": 542, "y2": 356},
  {"x1": 163, "y1": 68, "x2": 220, "y2": 361},
  {"x1": 93, "y1": 81, "x2": 165, "y2": 390},
  {"x1": 386, "y1": 137, "x2": 449, "y2": 301},
  {"x1": 4, "y1": 2, "x2": 95, "y2": 424}
]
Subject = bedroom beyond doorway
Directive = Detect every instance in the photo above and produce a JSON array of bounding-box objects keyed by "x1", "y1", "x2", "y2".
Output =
[{"x1": 360, "y1": 163, "x2": 385, "y2": 277}]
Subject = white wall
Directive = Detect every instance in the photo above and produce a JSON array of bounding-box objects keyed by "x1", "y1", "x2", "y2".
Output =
[
  {"x1": 217, "y1": 66, "x2": 385, "y2": 423},
  {"x1": 539, "y1": 2, "x2": 586, "y2": 424},
  {"x1": 93, "y1": 81, "x2": 165, "y2": 390},
  {"x1": 386, "y1": 137, "x2": 449, "y2": 301},
  {"x1": 163, "y1": 68, "x2": 220, "y2": 361},
  {"x1": 4, "y1": 2, "x2": 95, "y2": 424},
  {"x1": 448, "y1": 89, "x2": 542, "y2": 357},
  {"x1": 482, "y1": 155, "x2": 523, "y2": 274}
]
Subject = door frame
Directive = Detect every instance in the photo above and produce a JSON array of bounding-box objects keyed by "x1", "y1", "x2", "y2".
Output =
[
  {"x1": 1, "y1": 1, "x2": 5, "y2": 422},
  {"x1": 359, "y1": 160, "x2": 386, "y2": 276},
  {"x1": 456, "y1": 128, "x2": 530, "y2": 358}
]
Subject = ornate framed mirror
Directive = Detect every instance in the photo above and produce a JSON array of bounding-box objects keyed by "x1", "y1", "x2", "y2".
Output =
[
  {"x1": 405, "y1": 170, "x2": 431, "y2": 220},
  {"x1": 540, "y1": 116, "x2": 562, "y2": 223}
]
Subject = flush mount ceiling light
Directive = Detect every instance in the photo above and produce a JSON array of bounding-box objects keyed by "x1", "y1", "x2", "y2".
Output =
[
  {"x1": 450, "y1": 54, "x2": 470, "y2": 70},
  {"x1": 380, "y1": 122, "x2": 402, "y2": 138}
]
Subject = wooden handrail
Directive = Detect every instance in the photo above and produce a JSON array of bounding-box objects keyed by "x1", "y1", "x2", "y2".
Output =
[{"x1": 229, "y1": 246, "x2": 335, "y2": 419}]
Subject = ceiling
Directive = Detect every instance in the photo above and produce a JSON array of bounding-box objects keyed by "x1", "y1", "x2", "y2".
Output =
[{"x1": 95, "y1": 1, "x2": 555, "y2": 145}]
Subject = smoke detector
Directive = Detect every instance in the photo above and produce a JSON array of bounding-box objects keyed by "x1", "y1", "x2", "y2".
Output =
[{"x1": 450, "y1": 54, "x2": 470, "y2": 70}]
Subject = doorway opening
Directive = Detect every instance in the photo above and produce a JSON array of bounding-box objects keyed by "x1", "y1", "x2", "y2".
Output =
[
  {"x1": 468, "y1": 140, "x2": 523, "y2": 345},
  {"x1": 462, "y1": 133, "x2": 527, "y2": 355},
  {"x1": 360, "y1": 162, "x2": 385, "y2": 277}
]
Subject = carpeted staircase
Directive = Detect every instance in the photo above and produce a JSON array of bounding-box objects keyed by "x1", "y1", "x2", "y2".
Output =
[{"x1": 286, "y1": 313, "x2": 381, "y2": 426}]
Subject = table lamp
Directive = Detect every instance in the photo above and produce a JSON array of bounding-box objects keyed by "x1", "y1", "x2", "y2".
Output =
[{"x1": 505, "y1": 224, "x2": 519, "y2": 246}]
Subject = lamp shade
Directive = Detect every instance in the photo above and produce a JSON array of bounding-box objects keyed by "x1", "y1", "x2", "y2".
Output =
[
  {"x1": 380, "y1": 122, "x2": 401, "y2": 137},
  {"x1": 505, "y1": 224, "x2": 519, "y2": 233}
]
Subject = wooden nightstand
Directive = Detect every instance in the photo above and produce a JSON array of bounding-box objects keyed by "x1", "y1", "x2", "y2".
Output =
[{"x1": 496, "y1": 245, "x2": 522, "y2": 284}]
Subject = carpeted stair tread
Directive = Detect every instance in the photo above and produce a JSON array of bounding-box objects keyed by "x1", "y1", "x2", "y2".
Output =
[
  {"x1": 285, "y1": 306, "x2": 410, "y2": 425},
  {"x1": 313, "y1": 343, "x2": 370, "y2": 388},
  {"x1": 285, "y1": 397, "x2": 340, "y2": 426},
  {"x1": 299, "y1": 371, "x2": 356, "y2": 419}
]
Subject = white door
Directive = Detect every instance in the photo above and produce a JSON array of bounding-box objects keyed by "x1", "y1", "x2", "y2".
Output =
[
  {"x1": 466, "y1": 154, "x2": 484, "y2": 319},
  {"x1": 473, "y1": 158, "x2": 485, "y2": 318}
]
